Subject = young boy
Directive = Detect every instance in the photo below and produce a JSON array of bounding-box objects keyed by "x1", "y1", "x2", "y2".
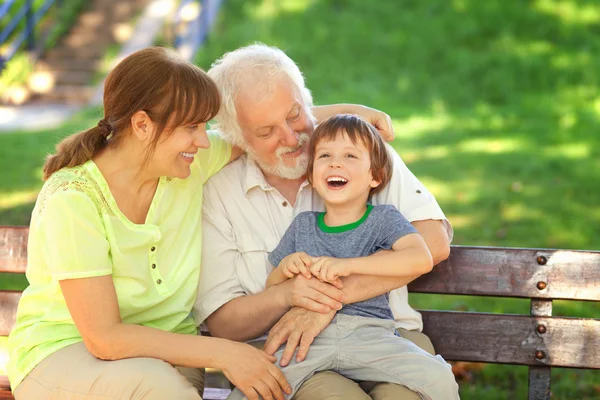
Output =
[{"x1": 227, "y1": 115, "x2": 459, "y2": 400}]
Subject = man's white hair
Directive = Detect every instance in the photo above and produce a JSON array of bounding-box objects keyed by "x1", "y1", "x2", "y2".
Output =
[{"x1": 208, "y1": 43, "x2": 314, "y2": 147}]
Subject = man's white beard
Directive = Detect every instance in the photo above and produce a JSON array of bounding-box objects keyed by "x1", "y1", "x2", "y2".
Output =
[{"x1": 251, "y1": 133, "x2": 310, "y2": 180}]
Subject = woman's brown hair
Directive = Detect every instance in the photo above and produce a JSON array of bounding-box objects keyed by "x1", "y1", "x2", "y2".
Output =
[
  {"x1": 43, "y1": 47, "x2": 220, "y2": 180},
  {"x1": 306, "y1": 114, "x2": 393, "y2": 195}
]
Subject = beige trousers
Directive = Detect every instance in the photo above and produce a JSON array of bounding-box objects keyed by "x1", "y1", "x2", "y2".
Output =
[
  {"x1": 14, "y1": 342, "x2": 205, "y2": 400},
  {"x1": 249, "y1": 328, "x2": 436, "y2": 400}
]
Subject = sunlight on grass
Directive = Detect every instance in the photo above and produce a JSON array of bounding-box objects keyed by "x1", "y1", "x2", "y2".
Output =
[
  {"x1": 394, "y1": 114, "x2": 451, "y2": 138},
  {"x1": 545, "y1": 143, "x2": 590, "y2": 158},
  {"x1": 0, "y1": 189, "x2": 40, "y2": 211},
  {"x1": 535, "y1": 0, "x2": 600, "y2": 25},
  {"x1": 255, "y1": 0, "x2": 314, "y2": 18},
  {"x1": 459, "y1": 138, "x2": 524, "y2": 154}
]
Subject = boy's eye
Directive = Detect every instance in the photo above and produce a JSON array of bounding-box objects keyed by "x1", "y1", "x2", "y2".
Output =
[
  {"x1": 318, "y1": 153, "x2": 330, "y2": 158},
  {"x1": 188, "y1": 125, "x2": 198, "y2": 131},
  {"x1": 346, "y1": 153, "x2": 357, "y2": 158}
]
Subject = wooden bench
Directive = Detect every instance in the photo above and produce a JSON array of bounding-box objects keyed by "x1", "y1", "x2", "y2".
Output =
[{"x1": 1, "y1": 226, "x2": 599, "y2": 399}]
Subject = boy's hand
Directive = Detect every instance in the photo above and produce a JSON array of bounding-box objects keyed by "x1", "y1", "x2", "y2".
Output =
[
  {"x1": 310, "y1": 257, "x2": 348, "y2": 286},
  {"x1": 280, "y1": 252, "x2": 313, "y2": 279}
]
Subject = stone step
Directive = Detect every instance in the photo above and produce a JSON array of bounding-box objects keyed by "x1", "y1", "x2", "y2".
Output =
[
  {"x1": 36, "y1": 58, "x2": 101, "y2": 72},
  {"x1": 42, "y1": 85, "x2": 95, "y2": 104},
  {"x1": 46, "y1": 46, "x2": 106, "y2": 60}
]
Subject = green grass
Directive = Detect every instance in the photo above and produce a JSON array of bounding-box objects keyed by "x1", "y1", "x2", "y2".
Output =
[{"x1": 2, "y1": 0, "x2": 600, "y2": 397}]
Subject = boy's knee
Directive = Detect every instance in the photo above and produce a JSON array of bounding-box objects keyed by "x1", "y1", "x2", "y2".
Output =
[{"x1": 428, "y1": 358, "x2": 459, "y2": 392}]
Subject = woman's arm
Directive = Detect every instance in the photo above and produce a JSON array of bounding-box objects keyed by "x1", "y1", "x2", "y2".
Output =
[
  {"x1": 59, "y1": 275, "x2": 291, "y2": 399},
  {"x1": 311, "y1": 104, "x2": 394, "y2": 142}
]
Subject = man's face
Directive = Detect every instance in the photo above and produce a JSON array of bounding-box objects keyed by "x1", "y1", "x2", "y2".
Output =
[{"x1": 236, "y1": 77, "x2": 315, "y2": 179}]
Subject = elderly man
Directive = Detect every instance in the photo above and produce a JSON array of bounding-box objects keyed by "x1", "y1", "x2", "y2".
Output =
[{"x1": 194, "y1": 44, "x2": 453, "y2": 400}]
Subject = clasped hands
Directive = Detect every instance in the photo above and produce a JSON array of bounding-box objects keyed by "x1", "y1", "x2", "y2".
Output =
[
  {"x1": 263, "y1": 253, "x2": 353, "y2": 367},
  {"x1": 281, "y1": 251, "x2": 349, "y2": 287}
]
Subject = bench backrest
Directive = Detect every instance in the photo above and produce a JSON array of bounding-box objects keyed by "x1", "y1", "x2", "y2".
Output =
[
  {"x1": 1, "y1": 227, "x2": 599, "y2": 400},
  {"x1": 408, "y1": 246, "x2": 600, "y2": 400}
]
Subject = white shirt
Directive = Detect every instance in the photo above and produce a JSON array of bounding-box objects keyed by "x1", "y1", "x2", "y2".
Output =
[{"x1": 194, "y1": 143, "x2": 452, "y2": 331}]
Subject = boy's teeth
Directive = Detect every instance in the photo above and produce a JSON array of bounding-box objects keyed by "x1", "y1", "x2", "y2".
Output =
[
  {"x1": 181, "y1": 152, "x2": 194, "y2": 158},
  {"x1": 327, "y1": 177, "x2": 348, "y2": 183}
]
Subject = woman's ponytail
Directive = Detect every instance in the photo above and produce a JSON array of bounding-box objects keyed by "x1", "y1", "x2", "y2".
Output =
[{"x1": 42, "y1": 121, "x2": 110, "y2": 180}]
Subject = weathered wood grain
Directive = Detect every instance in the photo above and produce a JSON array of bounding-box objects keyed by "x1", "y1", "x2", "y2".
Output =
[
  {"x1": 0, "y1": 227, "x2": 28, "y2": 274},
  {"x1": 421, "y1": 310, "x2": 600, "y2": 368},
  {"x1": 0, "y1": 292, "x2": 21, "y2": 337},
  {"x1": 528, "y1": 366, "x2": 551, "y2": 400},
  {"x1": 409, "y1": 246, "x2": 600, "y2": 301}
]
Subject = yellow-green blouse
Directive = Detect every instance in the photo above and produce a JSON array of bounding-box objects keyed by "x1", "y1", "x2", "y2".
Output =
[{"x1": 7, "y1": 132, "x2": 231, "y2": 390}]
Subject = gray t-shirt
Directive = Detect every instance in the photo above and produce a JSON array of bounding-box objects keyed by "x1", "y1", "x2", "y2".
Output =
[{"x1": 268, "y1": 204, "x2": 418, "y2": 320}]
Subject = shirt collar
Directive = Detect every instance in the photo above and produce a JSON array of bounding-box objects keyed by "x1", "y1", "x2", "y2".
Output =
[
  {"x1": 243, "y1": 155, "x2": 272, "y2": 195},
  {"x1": 242, "y1": 155, "x2": 311, "y2": 195}
]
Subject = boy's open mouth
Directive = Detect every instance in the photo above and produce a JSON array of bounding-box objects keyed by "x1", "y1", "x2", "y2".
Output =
[{"x1": 326, "y1": 176, "x2": 348, "y2": 189}]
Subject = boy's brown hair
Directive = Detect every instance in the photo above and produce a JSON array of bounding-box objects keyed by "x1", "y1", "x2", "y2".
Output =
[{"x1": 307, "y1": 114, "x2": 393, "y2": 195}]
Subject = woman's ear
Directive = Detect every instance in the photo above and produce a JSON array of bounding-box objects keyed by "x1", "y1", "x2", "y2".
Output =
[{"x1": 131, "y1": 111, "x2": 153, "y2": 141}]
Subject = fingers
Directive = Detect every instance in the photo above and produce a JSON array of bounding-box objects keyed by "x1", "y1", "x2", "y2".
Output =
[
  {"x1": 296, "y1": 296, "x2": 330, "y2": 314},
  {"x1": 309, "y1": 279, "x2": 347, "y2": 304},
  {"x1": 331, "y1": 277, "x2": 344, "y2": 289},
  {"x1": 254, "y1": 380, "x2": 274, "y2": 400},
  {"x1": 269, "y1": 365, "x2": 292, "y2": 395},
  {"x1": 297, "y1": 261, "x2": 312, "y2": 280},
  {"x1": 296, "y1": 331, "x2": 316, "y2": 363},
  {"x1": 264, "y1": 327, "x2": 288, "y2": 355},
  {"x1": 240, "y1": 387, "x2": 259, "y2": 400},
  {"x1": 299, "y1": 253, "x2": 313, "y2": 267},
  {"x1": 261, "y1": 376, "x2": 285, "y2": 400},
  {"x1": 280, "y1": 331, "x2": 301, "y2": 367},
  {"x1": 283, "y1": 267, "x2": 296, "y2": 278}
]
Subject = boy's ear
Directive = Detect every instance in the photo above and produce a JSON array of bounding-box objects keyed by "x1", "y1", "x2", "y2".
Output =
[{"x1": 370, "y1": 178, "x2": 381, "y2": 189}]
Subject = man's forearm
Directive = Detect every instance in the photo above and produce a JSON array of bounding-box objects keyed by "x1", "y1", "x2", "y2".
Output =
[
  {"x1": 206, "y1": 285, "x2": 289, "y2": 342},
  {"x1": 341, "y1": 273, "x2": 420, "y2": 304}
]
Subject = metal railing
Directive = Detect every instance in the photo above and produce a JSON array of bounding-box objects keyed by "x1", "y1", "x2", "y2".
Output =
[
  {"x1": 172, "y1": 0, "x2": 222, "y2": 61},
  {"x1": 0, "y1": 0, "x2": 62, "y2": 71}
]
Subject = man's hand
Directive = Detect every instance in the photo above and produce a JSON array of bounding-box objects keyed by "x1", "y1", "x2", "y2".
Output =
[
  {"x1": 311, "y1": 104, "x2": 394, "y2": 142},
  {"x1": 283, "y1": 274, "x2": 346, "y2": 313},
  {"x1": 355, "y1": 105, "x2": 395, "y2": 142},
  {"x1": 264, "y1": 307, "x2": 336, "y2": 367},
  {"x1": 310, "y1": 256, "x2": 350, "y2": 284}
]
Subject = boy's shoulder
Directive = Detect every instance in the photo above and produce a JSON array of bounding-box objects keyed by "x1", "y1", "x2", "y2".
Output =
[
  {"x1": 293, "y1": 210, "x2": 320, "y2": 225},
  {"x1": 370, "y1": 204, "x2": 401, "y2": 216}
]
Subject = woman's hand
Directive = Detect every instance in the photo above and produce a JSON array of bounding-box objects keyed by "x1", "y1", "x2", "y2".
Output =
[
  {"x1": 221, "y1": 342, "x2": 292, "y2": 400},
  {"x1": 280, "y1": 251, "x2": 313, "y2": 279}
]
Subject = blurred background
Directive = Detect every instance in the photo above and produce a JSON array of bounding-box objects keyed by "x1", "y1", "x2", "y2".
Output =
[{"x1": 1, "y1": 0, "x2": 599, "y2": 398}]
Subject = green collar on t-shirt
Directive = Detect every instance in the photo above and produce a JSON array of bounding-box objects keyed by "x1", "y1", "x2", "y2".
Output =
[{"x1": 317, "y1": 204, "x2": 373, "y2": 233}]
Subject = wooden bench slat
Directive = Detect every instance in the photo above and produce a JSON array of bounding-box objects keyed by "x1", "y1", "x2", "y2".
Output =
[
  {"x1": 0, "y1": 292, "x2": 21, "y2": 337},
  {"x1": 409, "y1": 246, "x2": 600, "y2": 301},
  {"x1": 421, "y1": 310, "x2": 600, "y2": 369},
  {"x1": 0, "y1": 227, "x2": 28, "y2": 274}
]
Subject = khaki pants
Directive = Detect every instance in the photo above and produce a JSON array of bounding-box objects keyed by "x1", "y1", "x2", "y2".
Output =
[
  {"x1": 14, "y1": 342, "x2": 204, "y2": 400},
  {"x1": 246, "y1": 328, "x2": 437, "y2": 400}
]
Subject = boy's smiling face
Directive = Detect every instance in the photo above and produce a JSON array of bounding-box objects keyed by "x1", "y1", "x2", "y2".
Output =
[{"x1": 312, "y1": 132, "x2": 381, "y2": 207}]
